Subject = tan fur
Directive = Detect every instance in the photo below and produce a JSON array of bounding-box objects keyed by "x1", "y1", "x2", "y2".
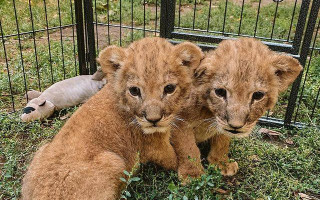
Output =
[
  {"x1": 21, "y1": 37, "x2": 203, "y2": 200},
  {"x1": 171, "y1": 38, "x2": 302, "y2": 180}
]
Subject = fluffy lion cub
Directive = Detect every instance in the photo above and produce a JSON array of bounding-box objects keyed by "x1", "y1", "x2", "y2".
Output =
[
  {"x1": 171, "y1": 38, "x2": 303, "y2": 179},
  {"x1": 21, "y1": 37, "x2": 203, "y2": 200}
]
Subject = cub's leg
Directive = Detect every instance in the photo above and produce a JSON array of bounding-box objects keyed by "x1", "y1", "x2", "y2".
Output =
[
  {"x1": 171, "y1": 126, "x2": 204, "y2": 183},
  {"x1": 207, "y1": 134, "x2": 238, "y2": 176},
  {"x1": 22, "y1": 151, "x2": 127, "y2": 200},
  {"x1": 141, "y1": 132, "x2": 177, "y2": 170}
]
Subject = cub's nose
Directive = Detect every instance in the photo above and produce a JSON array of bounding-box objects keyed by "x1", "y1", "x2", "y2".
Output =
[
  {"x1": 229, "y1": 124, "x2": 244, "y2": 130},
  {"x1": 145, "y1": 116, "x2": 162, "y2": 126}
]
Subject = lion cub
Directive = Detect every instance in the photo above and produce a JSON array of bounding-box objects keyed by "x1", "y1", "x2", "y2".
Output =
[
  {"x1": 171, "y1": 38, "x2": 303, "y2": 179},
  {"x1": 21, "y1": 37, "x2": 203, "y2": 200}
]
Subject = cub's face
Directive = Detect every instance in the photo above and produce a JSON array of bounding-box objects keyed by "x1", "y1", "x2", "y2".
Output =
[
  {"x1": 196, "y1": 38, "x2": 302, "y2": 137},
  {"x1": 98, "y1": 37, "x2": 203, "y2": 134}
]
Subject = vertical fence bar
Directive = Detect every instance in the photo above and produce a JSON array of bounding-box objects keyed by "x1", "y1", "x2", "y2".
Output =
[
  {"x1": 84, "y1": 0, "x2": 97, "y2": 74},
  {"x1": 70, "y1": 0, "x2": 78, "y2": 76},
  {"x1": 160, "y1": 0, "x2": 176, "y2": 38},
  {"x1": 294, "y1": 19, "x2": 320, "y2": 123},
  {"x1": 28, "y1": 0, "x2": 41, "y2": 91},
  {"x1": 0, "y1": 21, "x2": 15, "y2": 111},
  {"x1": 310, "y1": 87, "x2": 320, "y2": 120},
  {"x1": 284, "y1": 0, "x2": 320, "y2": 126},
  {"x1": 43, "y1": 0, "x2": 54, "y2": 83},
  {"x1": 75, "y1": 0, "x2": 87, "y2": 75},
  {"x1": 292, "y1": 0, "x2": 311, "y2": 54},
  {"x1": 13, "y1": 0, "x2": 28, "y2": 101},
  {"x1": 57, "y1": 0, "x2": 66, "y2": 79}
]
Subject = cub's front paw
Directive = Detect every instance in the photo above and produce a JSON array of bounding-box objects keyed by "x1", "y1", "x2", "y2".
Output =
[
  {"x1": 218, "y1": 161, "x2": 238, "y2": 176},
  {"x1": 178, "y1": 163, "x2": 204, "y2": 185}
]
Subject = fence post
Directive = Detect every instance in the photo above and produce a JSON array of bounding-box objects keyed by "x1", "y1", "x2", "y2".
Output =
[
  {"x1": 74, "y1": 0, "x2": 87, "y2": 75},
  {"x1": 83, "y1": 0, "x2": 97, "y2": 74},
  {"x1": 160, "y1": 0, "x2": 176, "y2": 38},
  {"x1": 284, "y1": 0, "x2": 320, "y2": 126}
]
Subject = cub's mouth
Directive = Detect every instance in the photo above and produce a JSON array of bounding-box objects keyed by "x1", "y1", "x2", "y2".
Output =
[
  {"x1": 216, "y1": 117, "x2": 253, "y2": 138},
  {"x1": 224, "y1": 129, "x2": 242, "y2": 134},
  {"x1": 135, "y1": 115, "x2": 174, "y2": 134}
]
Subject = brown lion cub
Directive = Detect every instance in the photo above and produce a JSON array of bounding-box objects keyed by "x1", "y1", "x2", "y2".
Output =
[
  {"x1": 171, "y1": 38, "x2": 303, "y2": 180},
  {"x1": 21, "y1": 37, "x2": 203, "y2": 200}
]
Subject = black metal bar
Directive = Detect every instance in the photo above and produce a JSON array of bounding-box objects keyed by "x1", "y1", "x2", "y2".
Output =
[
  {"x1": 178, "y1": 0, "x2": 182, "y2": 28},
  {"x1": 0, "y1": 20, "x2": 15, "y2": 111},
  {"x1": 270, "y1": 1, "x2": 279, "y2": 39},
  {"x1": 120, "y1": 0, "x2": 122, "y2": 45},
  {"x1": 84, "y1": 0, "x2": 97, "y2": 74},
  {"x1": 28, "y1": 0, "x2": 41, "y2": 91},
  {"x1": 75, "y1": 0, "x2": 87, "y2": 75},
  {"x1": 131, "y1": 0, "x2": 134, "y2": 41},
  {"x1": 12, "y1": 0, "x2": 28, "y2": 101},
  {"x1": 155, "y1": 0, "x2": 158, "y2": 36},
  {"x1": 222, "y1": 0, "x2": 228, "y2": 34},
  {"x1": 292, "y1": 0, "x2": 311, "y2": 54},
  {"x1": 43, "y1": 0, "x2": 54, "y2": 84},
  {"x1": 253, "y1": 0, "x2": 262, "y2": 37},
  {"x1": 160, "y1": 0, "x2": 176, "y2": 38},
  {"x1": 258, "y1": 117, "x2": 305, "y2": 129},
  {"x1": 0, "y1": 24, "x2": 76, "y2": 39},
  {"x1": 143, "y1": 0, "x2": 146, "y2": 37},
  {"x1": 193, "y1": 0, "x2": 197, "y2": 30},
  {"x1": 238, "y1": 0, "x2": 245, "y2": 35},
  {"x1": 287, "y1": 0, "x2": 298, "y2": 42},
  {"x1": 174, "y1": 26, "x2": 294, "y2": 44},
  {"x1": 170, "y1": 32, "x2": 295, "y2": 53},
  {"x1": 284, "y1": 0, "x2": 320, "y2": 126},
  {"x1": 207, "y1": 0, "x2": 212, "y2": 32},
  {"x1": 107, "y1": 0, "x2": 110, "y2": 45},
  {"x1": 294, "y1": 19, "x2": 320, "y2": 123},
  {"x1": 310, "y1": 87, "x2": 320, "y2": 120},
  {"x1": 95, "y1": 22, "x2": 159, "y2": 33},
  {"x1": 94, "y1": 0, "x2": 99, "y2": 53},
  {"x1": 70, "y1": 0, "x2": 78, "y2": 76},
  {"x1": 57, "y1": 0, "x2": 66, "y2": 79}
]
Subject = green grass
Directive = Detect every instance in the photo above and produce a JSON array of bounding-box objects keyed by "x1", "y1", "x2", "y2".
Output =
[
  {"x1": 0, "y1": 0, "x2": 320, "y2": 199},
  {"x1": 1, "y1": 109, "x2": 319, "y2": 199}
]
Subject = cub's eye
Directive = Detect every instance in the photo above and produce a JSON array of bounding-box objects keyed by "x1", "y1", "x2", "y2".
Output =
[
  {"x1": 215, "y1": 88, "x2": 227, "y2": 98},
  {"x1": 252, "y1": 91, "x2": 265, "y2": 101},
  {"x1": 164, "y1": 84, "x2": 176, "y2": 95},
  {"x1": 129, "y1": 87, "x2": 141, "y2": 97}
]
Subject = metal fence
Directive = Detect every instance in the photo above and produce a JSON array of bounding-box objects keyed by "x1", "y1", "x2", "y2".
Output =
[{"x1": 0, "y1": 0, "x2": 319, "y2": 127}]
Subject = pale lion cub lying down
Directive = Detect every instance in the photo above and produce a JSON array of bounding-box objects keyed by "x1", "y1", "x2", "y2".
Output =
[
  {"x1": 21, "y1": 37, "x2": 203, "y2": 200},
  {"x1": 171, "y1": 38, "x2": 303, "y2": 180}
]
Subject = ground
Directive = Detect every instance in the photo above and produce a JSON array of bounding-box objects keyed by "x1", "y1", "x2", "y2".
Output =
[{"x1": 0, "y1": 0, "x2": 319, "y2": 199}]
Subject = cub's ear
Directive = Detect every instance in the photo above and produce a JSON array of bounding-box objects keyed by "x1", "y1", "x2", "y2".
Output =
[
  {"x1": 97, "y1": 46, "x2": 126, "y2": 75},
  {"x1": 272, "y1": 54, "x2": 303, "y2": 92},
  {"x1": 172, "y1": 42, "x2": 204, "y2": 69}
]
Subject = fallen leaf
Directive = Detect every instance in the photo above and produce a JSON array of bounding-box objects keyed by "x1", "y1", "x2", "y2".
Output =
[
  {"x1": 285, "y1": 138, "x2": 294, "y2": 145},
  {"x1": 213, "y1": 188, "x2": 228, "y2": 194},
  {"x1": 248, "y1": 155, "x2": 261, "y2": 162},
  {"x1": 60, "y1": 113, "x2": 71, "y2": 120},
  {"x1": 259, "y1": 128, "x2": 282, "y2": 140},
  {"x1": 298, "y1": 193, "x2": 320, "y2": 200}
]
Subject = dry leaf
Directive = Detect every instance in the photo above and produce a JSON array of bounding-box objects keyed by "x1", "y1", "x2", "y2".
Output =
[
  {"x1": 285, "y1": 138, "x2": 294, "y2": 145},
  {"x1": 249, "y1": 155, "x2": 261, "y2": 162},
  {"x1": 60, "y1": 113, "x2": 71, "y2": 120},
  {"x1": 259, "y1": 128, "x2": 282, "y2": 141},
  {"x1": 213, "y1": 188, "x2": 228, "y2": 194},
  {"x1": 298, "y1": 193, "x2": 320, "y2": 200}
]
